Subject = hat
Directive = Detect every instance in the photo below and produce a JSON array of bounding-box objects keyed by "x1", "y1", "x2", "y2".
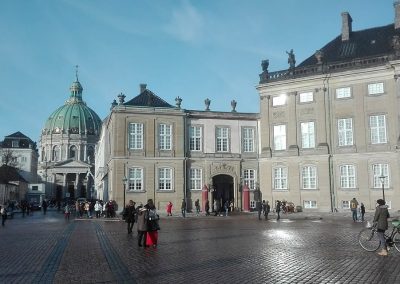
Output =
[{"x1": 377, "y1": 199, "x2": 386, "y2": 206}]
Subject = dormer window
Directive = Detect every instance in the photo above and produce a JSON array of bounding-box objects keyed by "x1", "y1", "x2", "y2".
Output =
[{"x1": 12, "y1": 140, "x2": 19, "y2": 148}]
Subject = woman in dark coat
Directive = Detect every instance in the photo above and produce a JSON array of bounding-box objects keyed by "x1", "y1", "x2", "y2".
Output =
[
  {"x1": 145, "y1": 199, "x2": 160, "y2": 248},
  {"x1": 124, "y1": 200, "x2": 136, "y2": 234},
  {"x1": 374, "y1": 199, "x2": 390, "y2": 256}
]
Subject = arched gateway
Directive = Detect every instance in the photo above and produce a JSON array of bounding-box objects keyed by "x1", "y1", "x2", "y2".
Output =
[{"x1": 212, "y1": 174, "x2": 234, "y2": 212}]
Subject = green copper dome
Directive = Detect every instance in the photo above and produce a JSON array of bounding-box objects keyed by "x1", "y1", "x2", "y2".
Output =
[{"x1": 43, "y1": 78, "x2": 102, "y2": 135}]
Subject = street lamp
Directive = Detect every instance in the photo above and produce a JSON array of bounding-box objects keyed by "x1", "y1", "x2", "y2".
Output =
[
  {"x1": 379, "y1": 174, "x2": 386, "y2": 201},
  {"x1": 122, "y1": 176, "x2": 127, "y2": 210}
]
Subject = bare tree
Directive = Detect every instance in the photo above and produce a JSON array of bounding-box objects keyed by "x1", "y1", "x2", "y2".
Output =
[{"x1": 1, "y1": 149, "x2": 19, "y2": 168}]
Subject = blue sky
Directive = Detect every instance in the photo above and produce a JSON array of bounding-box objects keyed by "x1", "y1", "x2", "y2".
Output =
[{"x1": 0, "y1": 0, "x2": 394, "y2": 142}]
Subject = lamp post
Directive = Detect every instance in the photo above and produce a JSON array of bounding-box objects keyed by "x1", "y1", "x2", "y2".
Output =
[
  {"x1": 122, "y1": 176, "x2": 127, "y2": 210},
  {"x1": 379, "y1": 174, "x2": 386, "y2": 201}
]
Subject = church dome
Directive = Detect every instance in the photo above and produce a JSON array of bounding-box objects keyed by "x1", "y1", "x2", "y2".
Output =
[{"x1": 42, "y1": 78, "x2": 102, "y2": 135}]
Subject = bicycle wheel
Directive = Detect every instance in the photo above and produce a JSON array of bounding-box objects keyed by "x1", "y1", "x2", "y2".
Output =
[
  {"x1": 358, "y1": 228, "x2": 380, "y2": 252},
  {"x1": 393, "y1": 231, "x2": 400, "y2": 252}
]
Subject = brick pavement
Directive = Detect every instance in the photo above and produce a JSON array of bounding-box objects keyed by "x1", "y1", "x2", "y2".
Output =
[{"x1": 0, "y1": 210, "x2": 399, "y2": 283}]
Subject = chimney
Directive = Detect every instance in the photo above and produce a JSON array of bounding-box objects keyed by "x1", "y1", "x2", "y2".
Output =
[
  {"x1": 341, "y1": 12, "x2": 352, "y2": 41},
  {"x1": 140, "y1": 83, "x2": 147, "y2": 93},
  {"x1": 395, "y1": 1, "x2": 400, "y2": 29}
]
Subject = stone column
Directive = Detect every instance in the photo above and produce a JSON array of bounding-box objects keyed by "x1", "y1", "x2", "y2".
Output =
[{"x1": 63, "y1": 173, "x2": 67, "y2": 198}]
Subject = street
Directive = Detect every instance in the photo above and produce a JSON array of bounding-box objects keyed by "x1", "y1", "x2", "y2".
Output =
[{"x1": 0, "y1": 210, "x2": 399, "y2": 284}]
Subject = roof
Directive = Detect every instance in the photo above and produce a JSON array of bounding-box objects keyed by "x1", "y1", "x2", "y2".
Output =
[
  {"x1": 299, "y1": 24, "x2": 400, "y2": 67},
  {"x1": 124, "y1": 89, "x2": 173, "y2": 108},
  {"x1": 1, "y1": 131, "x2": 36, "y2": 149},
  {"x1": 5, "y1": 131, "x2": 30, "y2": 139},
  {"x1": 0, "y1": 165, "x2": 27, "y2": 183}
]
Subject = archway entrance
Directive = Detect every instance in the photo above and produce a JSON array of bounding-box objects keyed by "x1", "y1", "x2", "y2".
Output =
[{"x1": 212, "y1": 174, "x2": 234, "y2": 212}]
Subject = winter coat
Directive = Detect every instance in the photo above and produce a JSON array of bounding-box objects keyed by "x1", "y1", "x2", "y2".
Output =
[
  {"x1": 136, "y1": 208, "x2": 147, "y2": 232},
  {"x1": 373, "y1": 205, "x2": 390, "y2": 231},
  {"x1": 124, "y1": 205, "x2": 136, "y2": 222}
]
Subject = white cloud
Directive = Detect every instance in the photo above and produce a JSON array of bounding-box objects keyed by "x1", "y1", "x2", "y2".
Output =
[{"x1": 164, "y1": 1, "x2": 204, "y2": 43}]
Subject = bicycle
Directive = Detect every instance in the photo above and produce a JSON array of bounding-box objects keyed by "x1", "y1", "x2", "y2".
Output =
[{"x1": 358, "y1": 219, "x2": 400, "y2": 252}]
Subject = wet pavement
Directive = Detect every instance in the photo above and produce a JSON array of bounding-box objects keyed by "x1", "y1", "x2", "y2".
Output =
[{"x1": 0, "y1": 210, "x2": 399, "y2": 284}]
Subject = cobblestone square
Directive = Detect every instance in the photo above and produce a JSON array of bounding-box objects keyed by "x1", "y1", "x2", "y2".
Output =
[{"x1": 0, "y1": 210, "x2": 399, "y2": 284}]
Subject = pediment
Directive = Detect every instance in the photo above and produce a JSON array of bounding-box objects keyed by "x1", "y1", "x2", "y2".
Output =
[{"x1": 53, "y1": 159, "x2": 91, "y2": 169}]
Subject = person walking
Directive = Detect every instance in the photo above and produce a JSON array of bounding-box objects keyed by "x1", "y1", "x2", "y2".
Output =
[
  {"x1": 64, "y1": 204, "x2": 70, "y2": 221},
  {"x1": 350, "y1": 197, "x2": 359, "y2": 222},
  {"x1": 205, "y1": 200, "x2": 210, "y2": 216},
  {"x1": 181, "y1": 199, "x2": 186, "y2": 218},
  {"x1": 256, "y1": 200, "x2": 262, "y2": 220},
  {"x1": 276, "y1": 200, "x2": 281, "y2": 221},
  {"x1": 262, "y1": 200, "x2": 270, "y2": 220},
  {"x1": 145, "y1": 199, "x2": 160, "y2": 248},
  {"x1": 94, "y1": 201, "x2": 102, "y2": 218},
  {"x1": 213, "y1": 199, "x2": 219, "y2": 216},
  {"x1": 1, "y1": 205, "x2": 7, "y2": 226},
  {"x1": 195, "y1": 199, "x2": 200, "y2": 216},
  {"x1": 42, "y1": 199, "x2": 48, "y2": 215},
  {"x1": 224, "y1": 200, "x2": 229, "y2": 217},
  {"x1": 124, "y1": 200, "x2": 136, "y2": 234},
  {"x1": 136, "y1": 204, "x2": 148, "y2": 247},
  {"x1": 166, "y1": 201, "x2": 173, "y2": 216},
  {"x1": 374, "y1": 199, "x2": 390, "y2": 256},
  {"x1": 360, "y1": 203, "x2": 365, "y2": 222},
  {"x1": 229, "y1": 200, "x2": 234, "y2": 213},
  {"x1": 84, "y1": 202, "x2": 91, "y2": 218}
]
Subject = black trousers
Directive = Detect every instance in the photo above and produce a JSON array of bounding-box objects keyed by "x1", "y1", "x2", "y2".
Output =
[
  {"x1": 127, "y1": 221, "x2": 134, "y2": 233},
  {"x1": 137, "y1": 231, "x2": 147, "y2": 246}
]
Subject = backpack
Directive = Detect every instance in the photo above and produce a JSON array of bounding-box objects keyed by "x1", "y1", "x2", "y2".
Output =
[
  {"x1": 350, "y1": 202, "x2": 357, "y2": 209},
  {"x1": 148, "y1": 208, "x2": 159, "y2": 221}
]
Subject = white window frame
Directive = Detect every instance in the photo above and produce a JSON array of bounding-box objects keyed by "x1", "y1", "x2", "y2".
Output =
[
  {"x1": 273, "y1": 124, "x2": 286, "y2": 150},
  {"x1": 273, "y1": 167, "x2": 288, "y2": 190},
  {"x1": 128, "y1": 167, "x2": 143, "y2": 191},
  {"x1": 300, "y1": 122, "x2": 315, "y2": 149},
  {"x1": 189, "y1": 126, "x2": 202, "y2": 151},
  {"x1": 299, "y1": 92, "x2": 313, "y2": 103},
  {"x1": 336, "y1": 87, "x2": 351, "y2": 99},
  {"x1": 243, "y1": 169, "x2": 256, "y2": 190},
  {"x1": 272, "y1": 94, "x2": 286, "y2": 106},
  {"x1": 339, "y1": 165, "x2": 356, "y2": 189},
  {"x1": 189, "y1": 168, "x2": 202, "y2": 191},
  {"x1": 372, "y1": 163, "x2": 390, "y2": 188},
  {"x1": 216, "y1": 127, "x2": 229, "y2": 152},
  {"x1": 368, "y1": 83, "x2": 384, "y2": 95},
  {"x1": 128, "y1": 123, "x2": 143, "y2": 150},
  {"x1": 338, "y1": 118, "x2": 353, "y2": 146},
  {"x1": 158, "y1": 168, "x2": 173, "y2": 191},
  {"x1": 243, "y1": 127, "x2": 255, "y2": 152},
  {"x1": 159, "y1": 124, "x2": 172, "y2": 150},
  {"x1": 301, "y1": 166, "x2": 317, "y2": 190},
  {"x1": 11, "y1": 140, "x2": 19, "y2": 148},
  {"x1": 370, "y1": 115, "x2": 387, "y2": 144},
  {"x1": 303, "y1": 200, "x2": 317, "y2": 209},
  {"x1": 250, "y1": 200, "x2": 256, "y2": 209},
  {"x1": 342, "y1": 200, "x2": 350, "y2": 209}
]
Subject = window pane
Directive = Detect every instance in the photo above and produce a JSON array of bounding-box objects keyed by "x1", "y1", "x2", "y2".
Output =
[
  {"x1": 299, "y1": 92, "x2": 313, "y2": 103},
  {"x1": 370, "y1": 115, "x2": 387, "y2": 144},
  {"x1": 368, "y1": 83, "x2": 384, "y2": 95},
  {"x1": 301, "y1": 122, "x2": 315, "y2": 148},
  {"x1": 272, "y1": 95, "x2": 286, "y2": 106},
  {"x1": 274, "y1": 125, "x2": 286, "y2": 150},
  {"x1": 336, "y1": 87, "x2": 351, "y2": 99}
]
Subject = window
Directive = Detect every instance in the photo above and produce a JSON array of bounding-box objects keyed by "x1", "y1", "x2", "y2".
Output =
[
  {"x1": 128, "y1": 123, "x2": 143, "y2": 150},
  {"x1": 368, "y1": 83, "x2": 384, "y2": 95},
  {"x1": 301, "y1": 122, "x2": 315, "y2": 148},
  {"x1": 243, "y1": 169, "x2": 256, "y2": 190},
  {"x1": 299, "y1": 92, "x2": 313, "y2": 103},
  {"x1": 216, "y1": 127, "x2": 229, "y2": 152},
  {"x1": 159, "y1": 168, "x2": 172, "y2": 190},
  {"x1": 336, "y1": 87, "x2": 351, "y2": 99},
  {"x1": 243, "y1": 128, "x2": 255, "y2": 152},
  {"x1": 12, "y1": 140, "x2": 19, "y2": 148},
  {"x1": 342, "y1": 200, "x2": 350, "y2": 209},
  {"x1": 372, "y1": 163, "x2": 389, "y2": 188},
  {"x1": 370, "y1": 115, "x2": 387, "y2": 144},
  {"x1": 274, "y1": 167, "x2": 288, "y2": 190},
  {"x1": 272, "y1": 95, "x2": 286, "y2": 106},
  {"x1": 20, "y1": 156, "x2": 27, "y2": 163},
  {"x1": 303, "y1": 200, "x2": 317, "y2": 209},
  {"x1": 338, "y1": 118, "x2": 353, "y2": 146},
  {"x1": 250, "y1": 200, "x2": 256, "y2": 209},
  {"x1": 302, "y1": 166, "x2": 317, "y2": 189},
  {"x1": 128, "y1": 168, "x2": 143, "y2": 191},
  {"x1": 274, "y1": 125, "x2": 286, "y2": 150},
  {"x1": 189, "y1": 126, "x2": 202, "y2": 151},
  {"x1": 70, "y1": 146, "x2": 77, "y2": 160},
  {"x1": 32, "y1": 186, "x2": 38, "y2": 191},
  {"x1": 159, "y1": 124, "x2": 172, "y2": 150},
  {"x1": 189, "y1": 168, "x2": 202, "y2": 190},
  {"x1": 87, "y1": 146, "x2": 95, "y2": 164},
  {"x1": 339, "y1": 165, "x2": 356, "y2": 188}
]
